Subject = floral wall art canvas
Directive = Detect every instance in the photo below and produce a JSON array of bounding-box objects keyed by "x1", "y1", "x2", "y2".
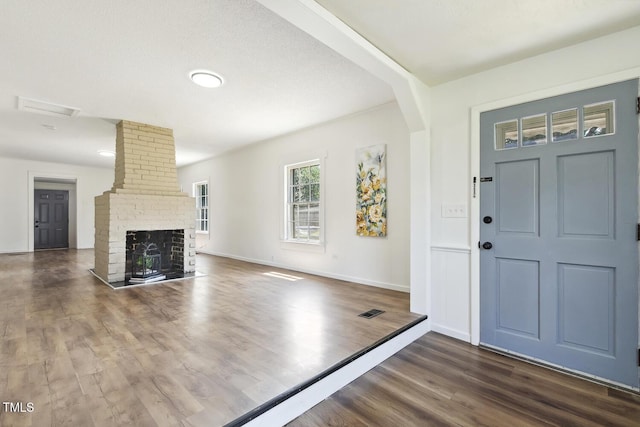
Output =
[{"x1": 356, "y1": 144, "x2": 387, "y2": 237}]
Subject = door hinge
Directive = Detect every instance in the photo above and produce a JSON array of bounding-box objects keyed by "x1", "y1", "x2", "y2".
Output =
[
  {"x1": 638, "y1": 348, "x2": 640, "y2": 366},
  {"x1": 637, "y1": 97, "x2": 640, "y2": 114},
  {"x1": 637, "y1": 224, "x2": 640, "y2": 241}
]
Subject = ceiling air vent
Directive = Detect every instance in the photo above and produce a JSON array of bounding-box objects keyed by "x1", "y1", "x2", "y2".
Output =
[{"x1": 17, "y1": 96, "x2": 80, "y2": 117}]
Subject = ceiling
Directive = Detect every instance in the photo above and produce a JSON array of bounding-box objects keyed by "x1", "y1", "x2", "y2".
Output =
[
  {"x1": 316, "y1": 0, "x2": 640, "y2": 85},
  {"x1": 1, "y1": 1, "x2": 639, "y2": 169}
]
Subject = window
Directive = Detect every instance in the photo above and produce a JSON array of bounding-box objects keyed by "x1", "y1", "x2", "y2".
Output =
[
  {"x1": 285, "y1": 160, "x2": 320, "y2": 243},
  {"x1": 551, "y1": 108, "x2": 578, "y2": 142},
  {"x1": 194, "y1": 181, "x2": 209, "y2": 233},
  {"x1": 521, "y1": 114, "x2": 547, "y2": 146},
  {"x1": 495, "y1": 119, "x2": 518, "y2": 150},
  {"x1": 583, "y1": 100, "x2": 615, "y2": 137}
]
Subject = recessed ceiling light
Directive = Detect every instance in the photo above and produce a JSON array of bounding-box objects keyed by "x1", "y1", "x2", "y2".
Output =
[
  {"x1": 98, "y1": 150, "x2": 115, "y2": 157},
  {"x1": 189, "y1": 70, "x2": 224, "y2": 88}
]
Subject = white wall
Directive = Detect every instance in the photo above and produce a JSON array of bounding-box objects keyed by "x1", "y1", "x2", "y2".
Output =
[
  {"x1": 0, "y1": 157, "x2": 113, "y2": 253},
  {"x1": 179, "y1": 102, "x2": 411, "y2": 291},
  {"x1": 429, "y1": 26, "x2": 640, "y2": 341}
]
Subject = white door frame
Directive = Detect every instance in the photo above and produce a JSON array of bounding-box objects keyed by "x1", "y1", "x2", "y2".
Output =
[{"x1": 469, "y1": 67, "x2": 640, "y2": 346}]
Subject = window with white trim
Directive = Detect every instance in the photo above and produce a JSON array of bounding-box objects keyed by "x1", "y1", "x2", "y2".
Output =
[
  {"x1": 194, "y1": 181, "x2": 209, "y2": 233},
  {"x1": 285, "y1": 160, "x2": 320, "y2": 243}
]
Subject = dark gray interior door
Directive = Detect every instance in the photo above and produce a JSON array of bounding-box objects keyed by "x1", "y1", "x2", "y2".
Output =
[
  {"x1": 480, "y1": 80, "x2": 639, "y2": 388},
  {"x1": 34, "y1": 189, "x2": 69, "y2": 250}
]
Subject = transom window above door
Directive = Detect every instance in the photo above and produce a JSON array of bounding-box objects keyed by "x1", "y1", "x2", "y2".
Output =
[{"x1": 494, "y1": 100, "x2": 615, "y2": 150}]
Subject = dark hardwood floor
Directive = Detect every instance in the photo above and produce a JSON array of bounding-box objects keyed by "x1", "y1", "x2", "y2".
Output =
[
  {"x1": 289, "y1": 332, "x2": 640, "y2": 427},
  {"x1": 5, "y1": 250, "x2": 638, "y2": 426},
  {"x1": 0, "y1": 249, "x2": 419, "y2": 426}
]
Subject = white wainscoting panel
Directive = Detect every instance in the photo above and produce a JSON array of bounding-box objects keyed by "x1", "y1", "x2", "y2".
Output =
[{"x1": 430, "y1": 246, "x2": 471, "y2": 342}]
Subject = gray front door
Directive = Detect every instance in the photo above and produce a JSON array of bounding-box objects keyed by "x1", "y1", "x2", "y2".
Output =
[
  {"x1": 34, "y1": 189, "x2": 69, "y2": 250},
  {"x1": 480, "y1": 80, "x2": 639, "y2": 388}
]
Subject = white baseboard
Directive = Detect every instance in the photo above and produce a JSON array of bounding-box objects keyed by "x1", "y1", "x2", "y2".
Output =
[
  {"x1": 1, "y1": 246, "x2": 92, "y2": 254},
  {"x1": 198, "y1": 250, "x2": 410, "y2": 293},
  {"x1": 0, "y1": 250, "x2": 29, "y2": 255},
  {"x1": 430, "y1": 323, "x2": 471, "y2": 343},
  {"x1": 241, "y1": 318, "x2": 431, "y2": 427}
]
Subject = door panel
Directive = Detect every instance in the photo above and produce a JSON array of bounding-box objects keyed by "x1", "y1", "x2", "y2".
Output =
[
  {"x1": 496, "y1": 258, "x2": 540, "y2": 338},
  {"x1": 496, "y1": 159, "x2": 539, "y2": 235},
  {"x1": 558, "y1": 151, "x2": 614, "y2": 238},
  {"x1": 39, "y1": 202, "x2": 49, "y2": 223},
  {"x1": 557, "y1": 263, "x2": 614, "y2": 355},
  {"x1": 54, "y1": 200, "x2": 65, "y2": 222},
  {"x1": 36, "y1": 229, "x2": 49, "y2": 248},
  {"x1": 480, "y1": 79, "x2": 639, "y2": 388}
]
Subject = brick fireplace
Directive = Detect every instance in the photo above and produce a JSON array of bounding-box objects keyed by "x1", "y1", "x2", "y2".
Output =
[{"x1": 94, "y1": 120, "x2": 196, "y2": 284}]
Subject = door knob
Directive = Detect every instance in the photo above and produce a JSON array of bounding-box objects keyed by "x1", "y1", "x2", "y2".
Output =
[{"x1": 482, "y1": 242, "x2": 493, "y2": 250}]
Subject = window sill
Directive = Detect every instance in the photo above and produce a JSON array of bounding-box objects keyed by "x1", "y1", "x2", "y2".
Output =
[
  {"x1": 280, "y1": 239, "x2": 325, "y2": 253},
  {"x1": 195, "y1": 231, "x2": 209, "y2": 235}
]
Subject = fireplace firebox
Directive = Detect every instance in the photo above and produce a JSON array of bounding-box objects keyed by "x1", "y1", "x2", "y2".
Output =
[
  {"x1": 125, "y1": 229, "x2": 185, "y2": 284},
  {"x1": 131, "y1": 242, "x2": 163, "y2": 283}
]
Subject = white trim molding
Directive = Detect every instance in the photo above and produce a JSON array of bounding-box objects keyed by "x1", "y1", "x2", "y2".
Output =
[
  {"x1": 242, "y1": 319, "x2": 431, "y2": 427},
  {"x1": 431, "y1": 323, "x2": 471, "y2": 343}
]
